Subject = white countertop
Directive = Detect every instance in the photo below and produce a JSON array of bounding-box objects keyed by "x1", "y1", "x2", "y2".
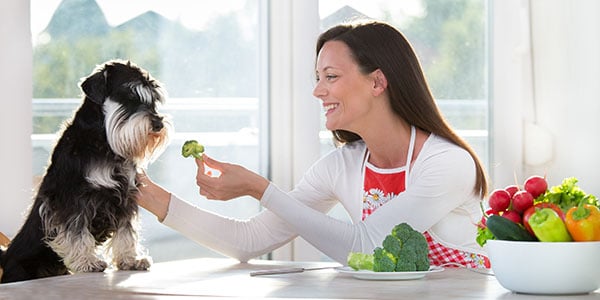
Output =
[{"x1": 0, "y1": 258, "x2": 598, "y2": 299}]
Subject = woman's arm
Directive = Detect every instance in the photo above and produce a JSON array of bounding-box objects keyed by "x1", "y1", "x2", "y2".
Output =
[
  {"x1": 136, "y1": 166, "x2": 338, "y2": 262},
  {"x1": 137, "y1": 173, "x2": 170, "y2": 221},
  {"x1": 137, "y1": 173, "x2": 301, "y2": 261},
  {"x1": 260, "y1": 144, "x2": 479, "y2": 263}
]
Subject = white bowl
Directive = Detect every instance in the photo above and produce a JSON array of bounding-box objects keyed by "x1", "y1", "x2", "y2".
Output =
[{"x1": 485, "y1": 240, "x2": 600, "y2": 295}]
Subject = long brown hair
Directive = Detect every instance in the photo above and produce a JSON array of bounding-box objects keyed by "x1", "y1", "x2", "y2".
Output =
[{"x1": 316, "y1": 20, "x2": 488, "y2": 198}]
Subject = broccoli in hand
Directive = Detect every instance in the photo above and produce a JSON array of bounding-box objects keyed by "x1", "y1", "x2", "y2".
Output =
[{"x1": 181, "y1": 140, "x2": 205, "y2": 159}]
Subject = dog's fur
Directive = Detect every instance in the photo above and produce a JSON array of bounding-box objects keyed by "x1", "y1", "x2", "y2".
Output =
[{"x1": 0, "y1": 60, "x2": 170, "y2": 283}]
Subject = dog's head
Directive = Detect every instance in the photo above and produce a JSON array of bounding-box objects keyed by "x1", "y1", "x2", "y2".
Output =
[{"x1": 80, "y1": 60, "x2": 171, "y2": 168}]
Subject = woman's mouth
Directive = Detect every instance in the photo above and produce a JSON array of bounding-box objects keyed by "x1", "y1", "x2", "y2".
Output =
[{"x1": 323, "y1": 103, "x2": 339, "y2": 116}]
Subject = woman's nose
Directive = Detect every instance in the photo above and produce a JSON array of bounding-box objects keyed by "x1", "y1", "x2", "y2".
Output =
[{"x1": 312, "y1": 81, "x2": 325, "y2": 98}]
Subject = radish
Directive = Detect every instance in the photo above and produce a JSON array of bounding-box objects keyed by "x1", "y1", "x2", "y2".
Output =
[
  {"x1": 524, "y1": 175, "x2": 548, "y2": 199},
  {"x1": 505, "y1": 185, "x2": 519, "y2": 198},
  {"x1": 512, "y1": 190, "x2": 534, "y2": 213},
  {"x1": 488, "y1": 189, "x2": 511, "y2": 213},
  {"x1": 501, "y1": 209, "x2": 522, "y2": 224}
]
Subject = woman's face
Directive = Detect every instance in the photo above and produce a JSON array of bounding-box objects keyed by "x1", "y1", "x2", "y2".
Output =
[{"x1": 313, "y1": 41, "x2": 378, "y2": 132}]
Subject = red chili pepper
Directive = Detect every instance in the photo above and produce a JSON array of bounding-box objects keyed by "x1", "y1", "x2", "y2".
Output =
[{"x1": 565, "y1": 204, "x2": 600, "y2": 241}]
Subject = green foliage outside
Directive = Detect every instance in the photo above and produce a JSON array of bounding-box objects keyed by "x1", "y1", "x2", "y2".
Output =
[{"x1": 33, "y1": 0, "x2": 486, "y2": 133}]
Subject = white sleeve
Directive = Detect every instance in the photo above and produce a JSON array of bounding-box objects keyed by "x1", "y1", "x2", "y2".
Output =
[
  {"x1": 162, "y1": 194, "x2": 297, "y2": 262},
  {"x1": 160, "y1": 149, "x2": 344, "y2": 262},
  {"x1": 260, "y1": 144, "x2": 478, "y2": 264}
]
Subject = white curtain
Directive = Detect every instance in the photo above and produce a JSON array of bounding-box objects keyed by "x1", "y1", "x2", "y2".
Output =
[{"x1": 0, "y1": 0, "x2": 33, "y2": 237}]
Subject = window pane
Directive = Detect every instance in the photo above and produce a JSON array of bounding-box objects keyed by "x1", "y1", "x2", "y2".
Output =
[
  {"x1": 318, "y1": 0, "x2": 489, "y2": 167},
  {"x1": 31, "y1": 0, "x2": 264, "y2": 262}
]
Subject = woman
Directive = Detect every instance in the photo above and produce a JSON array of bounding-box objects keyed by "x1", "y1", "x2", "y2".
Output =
[{"x1": 137, "y1": 20, "x2": 490, "y2": 268}]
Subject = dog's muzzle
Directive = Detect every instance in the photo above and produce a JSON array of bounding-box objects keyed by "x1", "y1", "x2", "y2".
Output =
[{"x1": 151, "y1": 115, "x2": 164, "y2": 132}]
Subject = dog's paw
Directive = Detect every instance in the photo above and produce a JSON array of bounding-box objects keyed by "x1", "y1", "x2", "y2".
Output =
[
  {"x1": 72, "y1": 259, "x2": 108, "y2": 273},
  {"x1": 117, "y1": 256, "x2": 152, "y2": 271}
]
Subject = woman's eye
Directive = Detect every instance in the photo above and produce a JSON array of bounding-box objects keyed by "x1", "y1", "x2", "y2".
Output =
[{"x1": 315, "y1": 74, "x2": 338, "y2": 82}]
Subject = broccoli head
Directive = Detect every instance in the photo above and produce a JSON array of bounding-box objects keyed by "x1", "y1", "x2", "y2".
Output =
[
  {"x1": 181, "y1": 140, "x2": 205, "y2": 159},
  {"x1": 392, "y1": 223, "x2": 417, "y2": 242},
  {"x1": 346, "y1": 222, "x2": 430, "y2": 273},
  {"x1": 347, "y1": 252, "x2": 374, "y2": 271},
  {"x1": 373, "y1": 247, "x2": 397, "y2": 272},
  {"x1": 388, "y1": 223, "x2": 430, "y2": 272},
  {"x1": 382, "y1": 234, "x2": 402, "y2": 257}
]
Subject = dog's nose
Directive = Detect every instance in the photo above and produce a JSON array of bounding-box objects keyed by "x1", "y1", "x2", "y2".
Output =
[{"x1": 151, "y1": 116, "x2": 164, "y2": 132}]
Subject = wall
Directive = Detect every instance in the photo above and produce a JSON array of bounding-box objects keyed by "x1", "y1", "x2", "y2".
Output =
[
  {"x1": 527, "y1": 0, "x2": 600, "y2": 194},
  {"x1": 0, "y1": 0, "x2": 33, "y2": 237},
  {"x1": 491, "y1": 0, "x2": 600, "y2": 195}
]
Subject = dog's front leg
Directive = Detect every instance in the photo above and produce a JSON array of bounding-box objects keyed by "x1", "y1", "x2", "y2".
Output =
[
  {"x1": 48, "y1": 227, "x2": 108, "y2": 273},
  {"x1": 109, "y1": 220, "x2": 152, "y2": 271}
]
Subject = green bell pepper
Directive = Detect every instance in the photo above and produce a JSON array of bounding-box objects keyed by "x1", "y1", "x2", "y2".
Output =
[{"x1": 528, "y1": 208, "x2": 573, "y2": 242}]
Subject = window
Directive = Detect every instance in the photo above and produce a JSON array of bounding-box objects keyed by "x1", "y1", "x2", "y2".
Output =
[
  {"x1": 30, "y1": 0, "x2": 490, "y2": 263},
  {"x1": 31, "y1": 0, "x2": 266, "y2": 262},
  {"x1": 318, "y1": 0, "x2": 489, "y2": 165}
]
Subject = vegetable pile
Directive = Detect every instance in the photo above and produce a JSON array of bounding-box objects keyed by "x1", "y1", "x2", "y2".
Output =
[
  {"x1": 347, "y1": 223, "x2": 430, "y2": 272},
  {"x1": 181, "y1": 140, "x2": 205, "y2": 159},
  {"x1": 477, "y1": 176, "x2": 600, "y2": 246}
]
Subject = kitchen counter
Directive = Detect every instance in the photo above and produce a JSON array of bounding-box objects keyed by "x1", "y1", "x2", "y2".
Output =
[{"x1": 0, "y1": 257, "x2": 598, "y2": 299}]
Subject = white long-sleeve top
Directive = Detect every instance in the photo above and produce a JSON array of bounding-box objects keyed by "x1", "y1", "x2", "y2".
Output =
[{"x1": 162, "y1": 133, "x2": 486, "y2": 264}]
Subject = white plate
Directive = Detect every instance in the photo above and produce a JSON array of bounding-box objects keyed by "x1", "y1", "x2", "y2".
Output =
[{"x1": 337, "y1": 266, "x2": 444, "y2": 280}]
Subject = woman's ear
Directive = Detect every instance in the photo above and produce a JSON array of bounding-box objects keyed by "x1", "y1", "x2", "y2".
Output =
[{"x1": 371, "y1": 69, "x2": 388, "y2": 96}]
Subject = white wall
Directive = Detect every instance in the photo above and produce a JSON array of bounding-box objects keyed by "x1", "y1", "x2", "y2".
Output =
[
  {"x1": 528, "y1": 0, "x2": 600, "y2": 194},
  {"x1": 491, "y1": 0, "x2": 600, "y2": 195},
  {"x1": 0, "y1": 0, "x2": 33, "y2": 237}
]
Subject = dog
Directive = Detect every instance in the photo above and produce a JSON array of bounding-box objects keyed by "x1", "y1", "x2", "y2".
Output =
[{"x1": 0, "y1": 60, "x2": 171, "y2": 283}]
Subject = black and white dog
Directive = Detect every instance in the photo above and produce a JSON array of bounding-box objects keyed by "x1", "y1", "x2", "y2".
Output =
[{"x1": 0, "y1": 60, "x2": 171, "y2": 283}]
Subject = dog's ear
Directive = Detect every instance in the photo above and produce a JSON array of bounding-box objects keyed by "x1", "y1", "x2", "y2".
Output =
[{"x1": 80, "y1": 70, "x2": 107, "y2": 104}]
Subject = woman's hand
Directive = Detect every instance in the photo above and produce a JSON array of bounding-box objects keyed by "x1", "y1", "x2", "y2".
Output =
[{"x1": 195, "y1": 154, "x2": 269, "y2": 201}]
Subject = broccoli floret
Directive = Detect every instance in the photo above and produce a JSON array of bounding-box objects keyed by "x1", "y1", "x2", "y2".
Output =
[
  {"x1": 347, "y1": 252, "x2": 374, "y2": 271},
  {"x1": 395, "y1": 242, "x2": 419, "y2": 271},
  {"x1": 181, "y1": 140, "x2": 204, "y2": 159},
  {"x1": 391, "y1": 223, "x2": 415, "y2": 242},
  {"x1": 390, "y1": 223, "x2": 430, "y2": 272},
  {"x1": 395, "y1": 260, "x2": 417, "y2": 272},
  {"x1": 382, "y1": 234, "x2": 402, "y2": 257},
  {"x1": 373, "y1": 247, "x2": 396, "y2": 272},
  {"x1": 409, "y1": 235, "x2": 430, "y2": 262},
  {"x1": 415, "y1": 258, "x2": 430, "y2": 271}
]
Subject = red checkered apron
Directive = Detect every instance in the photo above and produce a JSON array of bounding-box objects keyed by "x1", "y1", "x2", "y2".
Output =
[{"x1": 361, "y1": 131, "x2": 489, "y2": 268}]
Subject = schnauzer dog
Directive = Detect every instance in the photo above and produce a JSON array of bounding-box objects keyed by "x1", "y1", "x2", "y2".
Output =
[{"x1": 0, "y1": 60, "x2": 170, "y2": 283}]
